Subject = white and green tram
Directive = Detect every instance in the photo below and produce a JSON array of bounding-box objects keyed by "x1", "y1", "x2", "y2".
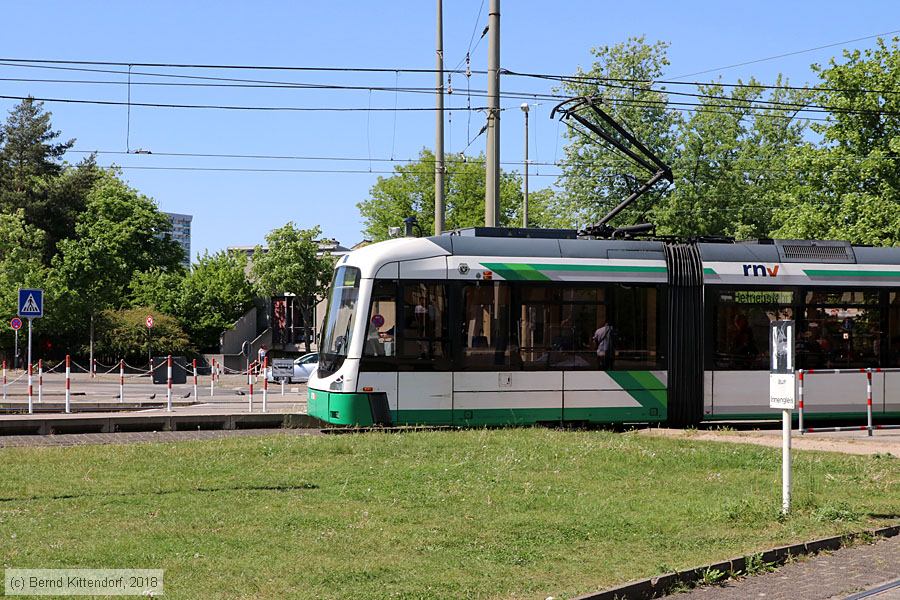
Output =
[{"x1": 308, "y1": 229, "x2": 900, "y2": 427}]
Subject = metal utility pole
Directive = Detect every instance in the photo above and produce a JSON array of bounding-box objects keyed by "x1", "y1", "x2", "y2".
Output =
[
  {"x1": 520, "y1": 102, "x2": 529, "y2": 227},
  {"x1": 484, "y1": 0, "x2": 500, "y2": 226},
  {"x1": 434, "y1": 0, "x2": 445, "y2": 235}
]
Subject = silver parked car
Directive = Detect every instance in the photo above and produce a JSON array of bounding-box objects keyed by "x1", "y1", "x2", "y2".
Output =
[{"x1": 266, "y1": 353, "x2": 318, "y2": 383}]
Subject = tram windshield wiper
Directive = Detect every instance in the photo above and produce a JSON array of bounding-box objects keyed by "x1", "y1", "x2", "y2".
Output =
[{"x1": 550, "y1": 96, "x2": 674, "y2": 239}]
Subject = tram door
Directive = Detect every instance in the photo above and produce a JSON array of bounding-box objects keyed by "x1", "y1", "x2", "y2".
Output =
[{"x1": 395, "y1": 281, "x2": 453, "y2": 425}]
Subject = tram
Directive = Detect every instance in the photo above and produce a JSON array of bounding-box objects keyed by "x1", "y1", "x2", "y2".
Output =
[{"x1": 307, "y1": 228, "x2": 900, "y2": 427}]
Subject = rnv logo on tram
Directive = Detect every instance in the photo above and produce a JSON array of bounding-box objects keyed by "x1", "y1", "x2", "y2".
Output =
[{"x1": 742, "y1": 264, "x2": 780, "y2": 277}]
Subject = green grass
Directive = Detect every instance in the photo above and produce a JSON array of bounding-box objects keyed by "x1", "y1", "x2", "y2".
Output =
[{"x1": 0, "y1": 429, "x2": 897, "y2": 599}]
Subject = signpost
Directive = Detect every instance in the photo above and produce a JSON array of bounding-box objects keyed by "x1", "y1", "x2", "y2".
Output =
[
  {"x1": 272, "y1": 358, "x2": 294, "y2": 381},
  {"x1": 769, "y1": 320, "x2": 795, "y2": 515},
  {"x1": 18, "y1": 288, "x2": 43, "y2": 415},
  {"x1": 10, "y1": 317, "x2": 21, "y2": 371}
]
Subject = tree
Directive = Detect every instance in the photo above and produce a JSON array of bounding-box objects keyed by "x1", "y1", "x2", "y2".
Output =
[
  {"x1": 655, "y1": 78, "x2": 809, "y2": 239},
  {"x1": 129, "y1": 252, "x2": 254, "y2": 352},
  {"x1": 0, "y1": 210, "x2": 47, "y2": 361},
  {"x1": 42, "y1": 155, "x2": 102, "y2": 258},
  {"x1": 128, "y1": 268, "x2": 184, "y2": 316},
  {"x1": 250, "y1": 223, "x2": 334, "y2": 351},
  {"x1": 508, "y1": 188, "x2": 572, "y2": 230},
  {"x1": 95, "y1": 308, "x2": 191, "y2": 361},
  {"x1": 557, "y1": 37, "x2": 681, "y2": 230},
  {"x1": 51, "y1": 170, "x2": 184, "y2": 357},
  {"x1": 771, "y1": 37, "x2": 900, "y2": 244},
  {"x1": 179, "y1": 251, "x2": 254, "y2": 351},
  {"x1": 357, "y1": 149, "x2": 532, "y2": 240},
  {"x1": 0, "y1": 98, "x2": 80, "y2": 259}
]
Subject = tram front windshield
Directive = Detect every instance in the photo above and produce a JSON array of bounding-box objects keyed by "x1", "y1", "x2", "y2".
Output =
[{"x1": 318, "y1": 266, "x2": 361, "y2": 376}]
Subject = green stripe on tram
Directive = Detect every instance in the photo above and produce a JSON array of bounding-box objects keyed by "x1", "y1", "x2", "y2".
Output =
[
  {"x1": 480, "y1": 262, "x2": 667, "y2": 281},
  {"x1": 803, "y1": 269, "x2": 900, "y2": 278},
  {"x1": 481, "y1": 262, "x2": 551, "y2": 281},
  {"x1": 608, "y1": 371, "x2": 668, "y2": 412}
]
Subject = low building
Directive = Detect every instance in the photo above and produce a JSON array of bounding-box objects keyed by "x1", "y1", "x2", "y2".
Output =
[{"x1": 221, "y1": 239, "x2": 351, "y2": 359}]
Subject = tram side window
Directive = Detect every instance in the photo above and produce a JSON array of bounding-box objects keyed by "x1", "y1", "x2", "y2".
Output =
[
  {"x1": 400, "y1": 282, "x2": 449, "y2": 364},
  {"x1": 363, "y1": 280, "x2": 397, "y2": 358},
  {"x1": 518, "y1": 285, "x2": 605, "y2": 370},
  {"x1": 612, "y1": 285, "x2": 659, "y2": 369},
  {"x1": 713, "y1": 290, "x2": 793, "y2": 370},
  {"x1": 801, "y1": 290, "x2": 881, "y2": 369},
  {"x1": 461, "y1": 282, "x2": 515, "y2": 369},
  {"x1": 889, "y1": 293, "x2": 900, "y2": 367}
]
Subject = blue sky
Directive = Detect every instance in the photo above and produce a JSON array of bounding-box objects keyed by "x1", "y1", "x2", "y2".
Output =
[{"x1": 1, "y1": 1, "x2": 897, "y2": 256}]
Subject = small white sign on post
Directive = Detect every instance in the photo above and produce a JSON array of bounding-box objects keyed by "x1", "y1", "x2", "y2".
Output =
[
  {"x1": 272, "y1": 358, "x2": 294, "y2": 381},
  {"x1": 769, "y1": 319, "x2": 795, "y2": 515},
  {"x1": 769, "y1": 373, "x2": 795, "y2": 409}
]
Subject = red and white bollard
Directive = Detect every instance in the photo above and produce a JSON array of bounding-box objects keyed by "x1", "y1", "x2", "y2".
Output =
[
  {"x1": 119, "y1": 359, "x2": 125, "y2": 403},
  {"x1": 248, "y1": 362, "x2": 254, "y2": 413},
  {"x1": 192, "y1": 358, "x2": 198, "y2": 400},
  {"x1": 91, "y1": 358, "x2": 97, "y2": 379},
  {"x1": 210, "y1": 359, "x2": 215, "y2": 397},
  {"x1": 2, "y1": 360, "x2": 6, "y2": 402},
  {"x1": 150, "y1": 357, "x2": 155, "y2": 377},
  {"x1": 65, "y1": 355, "x2": 71, "y2": 413},
  {"x1": 27, "y1": 361, "x2": 33, "y2": 414},
  {"x1": 37, "y1": 359, "x2": 43, "y2": 404},
  {"x1": 866, "y1": 368, "x2": 873, "y2": 437},
  {"x1": 797, "y1": 370, "x2": 805, "y2": 434},
  {"x1": 262, "y1": 357, "x2": 268, "y2": 413},
  {"x1": 166, "y1": 354, "x2": 173, "y2": 412}
]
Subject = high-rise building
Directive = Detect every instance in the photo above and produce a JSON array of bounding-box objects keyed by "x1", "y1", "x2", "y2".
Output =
[{"x1": 163, "y1": 212, "x2": 192, "y2": 268}]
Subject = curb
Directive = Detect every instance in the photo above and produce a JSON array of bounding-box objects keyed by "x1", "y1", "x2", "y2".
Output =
[{"x1": 572, "y1": 525, "x2": 900, "y2": 600}]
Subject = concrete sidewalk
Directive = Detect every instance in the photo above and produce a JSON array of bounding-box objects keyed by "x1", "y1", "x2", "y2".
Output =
[{"x1": 668, "y1": 534, "x2": 900, "y2": 600}]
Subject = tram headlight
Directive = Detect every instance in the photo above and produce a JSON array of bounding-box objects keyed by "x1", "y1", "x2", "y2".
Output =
[{"x1": 329, "y1": 375, "x2": 344, "y2": 392}]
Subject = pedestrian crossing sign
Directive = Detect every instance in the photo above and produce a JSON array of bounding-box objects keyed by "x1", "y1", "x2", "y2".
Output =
[{"x1": 18, "y1": 288, "x2": 43, "y2": 318}]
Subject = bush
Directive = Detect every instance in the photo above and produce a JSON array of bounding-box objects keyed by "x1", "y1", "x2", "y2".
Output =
[{"x1": 95, "y1": 307, "x2": 192, "y2": 360}]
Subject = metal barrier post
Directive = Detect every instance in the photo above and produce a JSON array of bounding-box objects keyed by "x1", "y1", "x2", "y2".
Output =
[
  {"x1": 27, "y1": 361, "x2": 33, "y2": 414},
  {"x1": 2, "y1": 360, "x2": 6, "y2": 401},
  {"x1": 210, "y1": 359, "x2": 215, "y2": 397},
  {"x1": 262, "y1": 357, "x2": 268, "y2": 413},
  {"x1": 798, "y1": 369, "x2": 804, "y2": 434},
  {"x1": 65, "y1": 355, "x2": 71, "y2": 413},
  {"x1": 192, "y1": 358, "x2": 198, "y2": 400},
  {"x1": 92, "y1": 358, "x2": 96, "y2": 379},
  {"x1": 119, "y1": 359, "x2": 125, "y2": 403},
  {"x1": 37, "y1": 359, "x2": 42, "y2": 404},
  {"x1": 166, "y1": 354, "x2": 173, "y2": 412},
  {"x1": 866, "y1": 368, "x2": 873, "y2": 437}
]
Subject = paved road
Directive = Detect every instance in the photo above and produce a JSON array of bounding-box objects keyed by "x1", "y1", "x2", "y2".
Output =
[
  {"x1": 1, "y1": 372, "x2": 307, "y2": 411},
  {"x1": 1, "y1": 371, "x2": 302, "y2": 400},
  {"x1": 668, "y1": 535, "x2": 900, "y2": 600}
]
